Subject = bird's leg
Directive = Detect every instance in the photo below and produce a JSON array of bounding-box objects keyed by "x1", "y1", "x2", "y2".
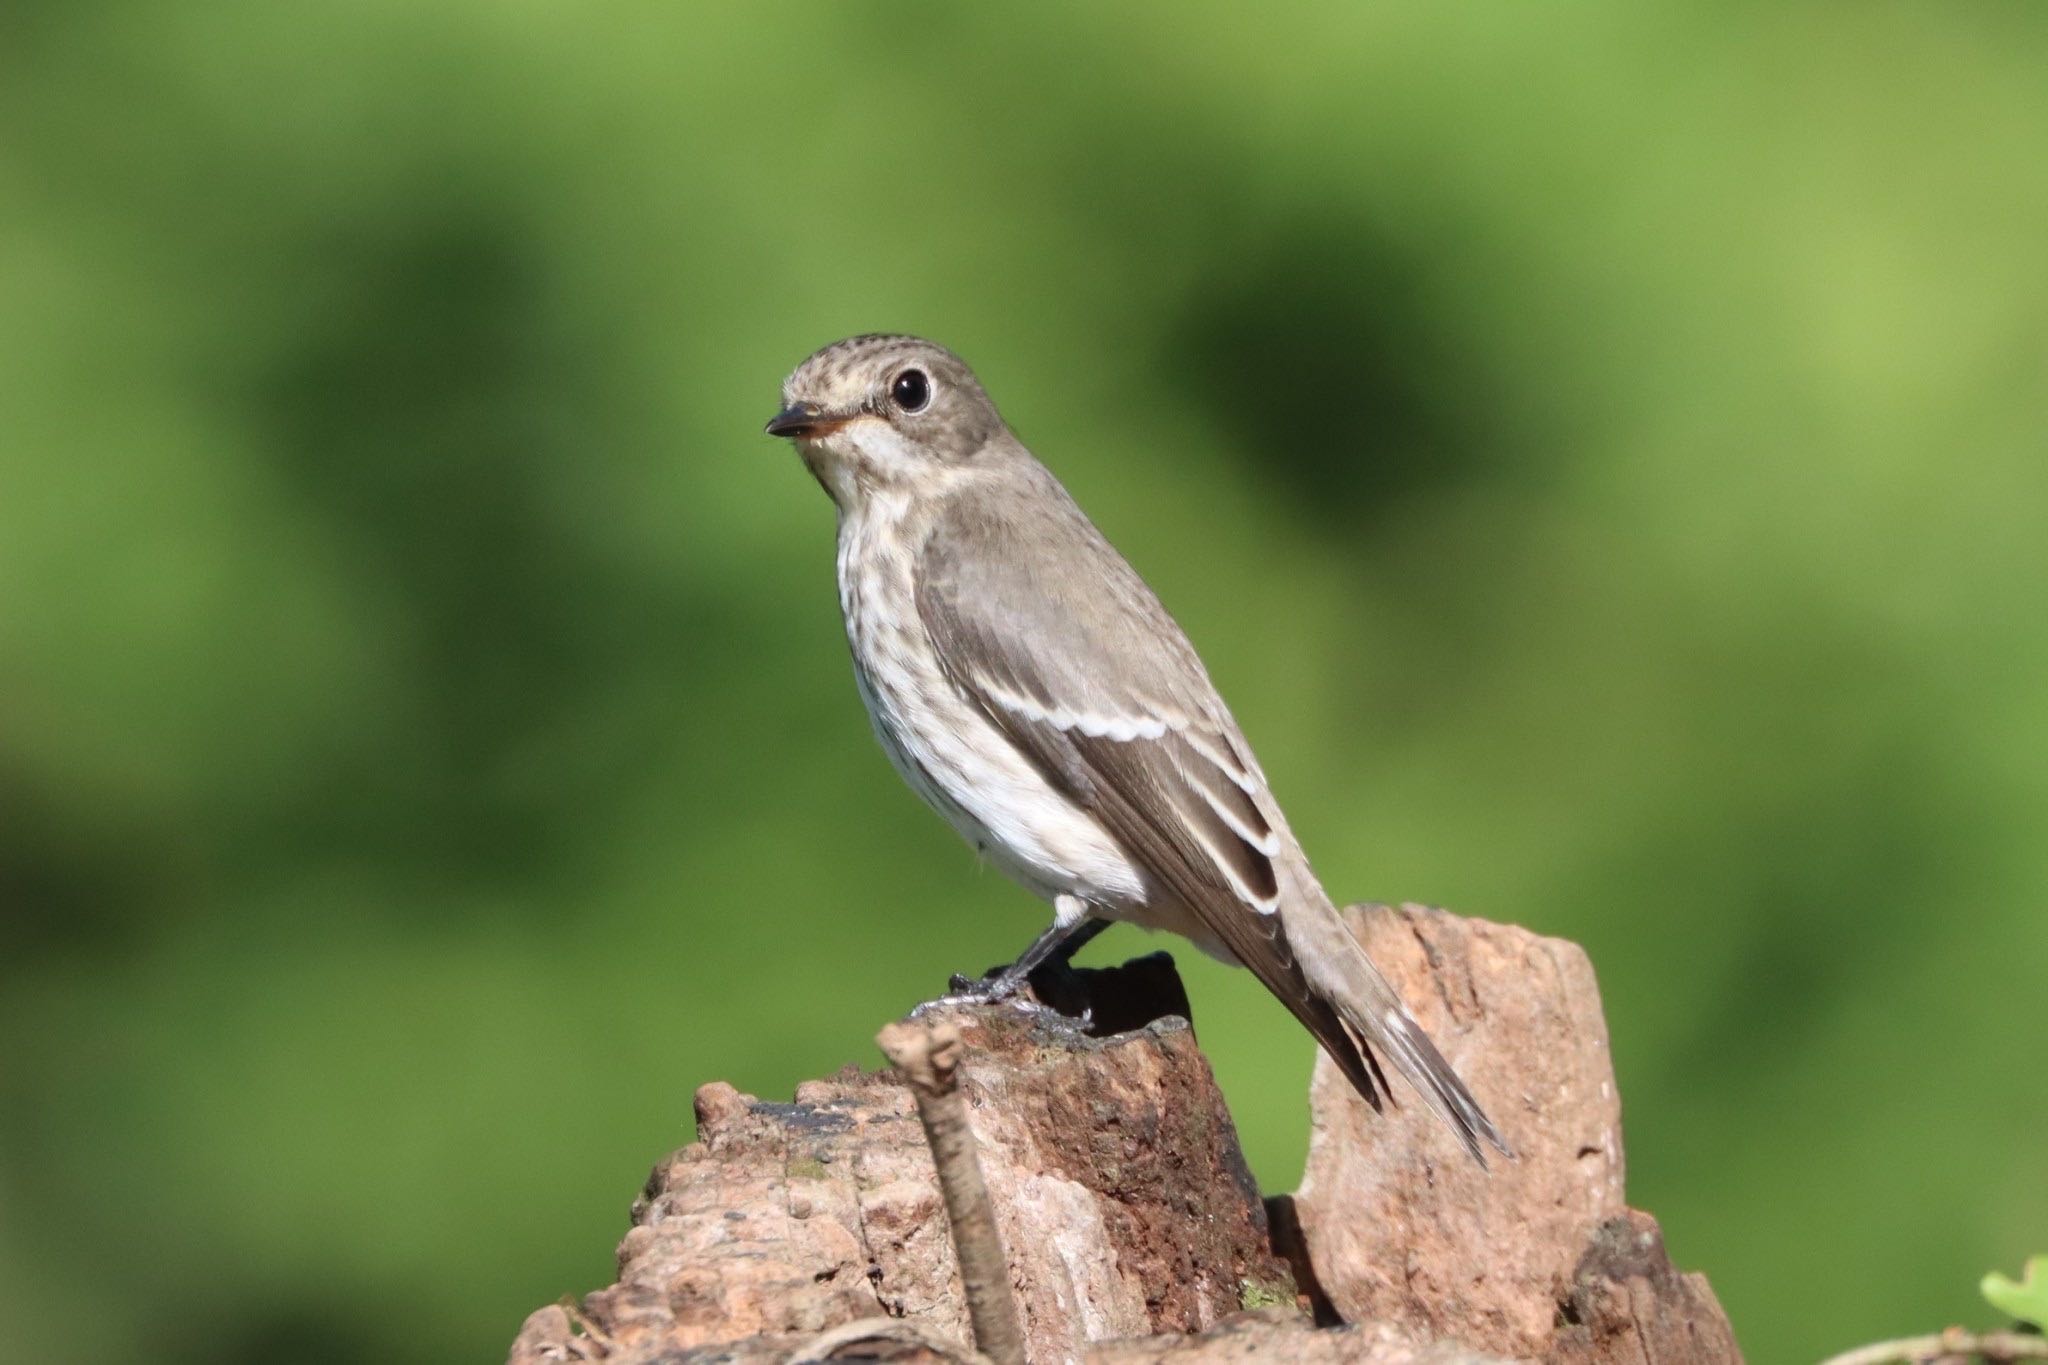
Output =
[
  {"x1": 953, "y1": 913, "x2": 1109, "y2": 1000},
  {"x1": 924, "y1": 896, "x2": 1108, "y2": 1010}
]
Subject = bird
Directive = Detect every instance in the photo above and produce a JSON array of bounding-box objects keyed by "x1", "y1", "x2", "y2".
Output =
[{"x1": 764, "y1": 333, "x2": 1509, "y2": 1164}]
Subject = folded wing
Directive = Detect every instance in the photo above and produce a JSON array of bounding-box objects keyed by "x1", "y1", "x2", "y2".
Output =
[{"x1": 913, "y1": 475, "x2": 1395, "y2": 1112}]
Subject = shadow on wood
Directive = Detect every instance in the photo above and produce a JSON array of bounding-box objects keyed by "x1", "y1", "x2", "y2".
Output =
[{"x1": 507, "y1": 907, "x2": 1739, "y2": 1364}]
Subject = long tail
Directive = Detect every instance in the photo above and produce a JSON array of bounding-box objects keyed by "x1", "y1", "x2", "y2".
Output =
[{"x1": 1285, "y1": 898, "x2": 1512, "y2": 1165}]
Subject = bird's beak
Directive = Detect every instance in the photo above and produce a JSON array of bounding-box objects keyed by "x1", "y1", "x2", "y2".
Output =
[{"x1": 764, "y1": 403, "x2": 851, "y2": 439}]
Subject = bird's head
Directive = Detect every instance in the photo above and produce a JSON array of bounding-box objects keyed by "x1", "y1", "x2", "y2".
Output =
[{"x1": 766, "y1": 334, "x2": 1006, "y2": 506}]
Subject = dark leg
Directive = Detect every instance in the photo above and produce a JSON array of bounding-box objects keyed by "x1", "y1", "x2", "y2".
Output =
[
  {"x1": 938, "y1": 901, "x2": 1110, "y2": 1003},
  {"x1": 976, "y1": 915, "x2": 1110, "y2": 995}
]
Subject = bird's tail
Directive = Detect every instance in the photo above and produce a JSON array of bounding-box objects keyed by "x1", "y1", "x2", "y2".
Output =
[{"x1": 1286, "y1": 898, "x2": 1512, "y2": 1165}]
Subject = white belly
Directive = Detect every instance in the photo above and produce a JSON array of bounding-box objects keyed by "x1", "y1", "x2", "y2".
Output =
[{"x1": 836, "y1": 500, "x2": 1148, "y2": 911}]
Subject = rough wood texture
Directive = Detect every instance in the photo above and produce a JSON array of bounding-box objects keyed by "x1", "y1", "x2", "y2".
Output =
[
  {"x1": 508, "y1": 955, "x2": 1293, "y2": 1365},
  {"x1": 507, "y1": 1313, "x2": 1511, "y2": 1364},
  {"x1": 877, "y1": 1017, "x2": 1027, "y2": 1365},
  {"x1": 507, "y1": 910, "x2": 1739, "y2": 1365},
  {"x1": 1289, "y1": 904, "x2": 1739, "y2": 1364}
]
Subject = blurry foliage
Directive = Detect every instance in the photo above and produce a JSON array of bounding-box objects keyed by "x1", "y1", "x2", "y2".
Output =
[
  {"x1": 1983, "y1": 1256, "x2": 2048, "y2": 1329},
  {"x1": 2, "y1": 3, "x2": 2045, "y2": 1363}
]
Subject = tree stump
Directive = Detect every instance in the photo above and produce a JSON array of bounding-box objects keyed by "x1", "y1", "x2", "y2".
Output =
[
  {"x1": 1283, "y1": 904, "x2": 1740, "y2": 1364},
  {"x1": 507, "y1": 908, "x2": 1739, "y2": 1364}
]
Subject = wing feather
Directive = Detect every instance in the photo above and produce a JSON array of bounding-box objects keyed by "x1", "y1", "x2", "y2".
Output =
[{"x1": 913, "y1": 474, "x2": 1389, "y2": 1109}]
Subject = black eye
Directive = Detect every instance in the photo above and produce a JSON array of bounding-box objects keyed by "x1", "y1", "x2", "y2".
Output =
[{"x1": 891, "y1": 368, "x2": 931, "y2": 413}]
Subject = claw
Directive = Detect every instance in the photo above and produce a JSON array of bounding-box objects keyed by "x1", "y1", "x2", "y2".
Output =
[
  {"x1": 910, "y1": 970, "x2": 1056, "y2": 1019},
  {"x1": 933, "y1": 966, "x2": 1028, "y2": 1003}
]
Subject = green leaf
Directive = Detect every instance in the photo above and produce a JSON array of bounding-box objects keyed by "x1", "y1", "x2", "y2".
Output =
[{"x1": 1981, "y1": 1256, "x2": 2048, "y2": 1327}]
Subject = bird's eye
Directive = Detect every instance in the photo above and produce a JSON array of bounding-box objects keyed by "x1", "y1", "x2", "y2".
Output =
[{"x1": 890, "y1": 368, "x2": 931, "y2": 414}]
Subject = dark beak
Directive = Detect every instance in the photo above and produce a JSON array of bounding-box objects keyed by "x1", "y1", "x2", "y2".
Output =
[{"x1": 765, "y1": 403, "x2": 847, "y2": 439}]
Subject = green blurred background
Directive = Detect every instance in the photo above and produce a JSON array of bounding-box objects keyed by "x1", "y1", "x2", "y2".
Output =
[{"x1": 3, "y1": 2, "x2": 2043, "y2": 1361}]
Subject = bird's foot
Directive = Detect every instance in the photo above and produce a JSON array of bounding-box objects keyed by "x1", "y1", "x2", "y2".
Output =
[
  {"x1": 910, "y1": 967, "x2": 1090, "y2": 1027},
  {"x1": 944, "y1": 967, "x2": 1028, "y2": 1002}
]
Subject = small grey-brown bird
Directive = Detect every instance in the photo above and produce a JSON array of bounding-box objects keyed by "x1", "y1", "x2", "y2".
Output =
[{"x1": 766, "y1": 333, "x2": 1508, "y2": 1163}]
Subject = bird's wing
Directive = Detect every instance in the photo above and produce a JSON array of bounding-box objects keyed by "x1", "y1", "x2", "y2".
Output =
[{"x1": 913, "y1": 471, "x2": 1393, "y2": 1110}]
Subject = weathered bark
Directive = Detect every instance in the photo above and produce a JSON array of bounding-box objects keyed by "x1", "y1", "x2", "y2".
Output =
[
  {"x1": 507, "y1": 1312, "x2": 1510, "y2": 1364},
  {"x1": 1286, "y1": 904, "x2": 1740, "y2": 1364},
  {"x1": 507, "y1": 908, "x2": 1739, "y2": 1365}
]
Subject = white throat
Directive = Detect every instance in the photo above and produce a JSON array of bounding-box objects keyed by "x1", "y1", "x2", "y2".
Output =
[{"x1": 807, "y1": 418, "x2": 957, "y2": 511}]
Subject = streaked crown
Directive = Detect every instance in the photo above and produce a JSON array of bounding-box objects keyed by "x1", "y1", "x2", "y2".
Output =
[{"x1": 769, "y1": 334, "x2": 1009, "y2": 499}]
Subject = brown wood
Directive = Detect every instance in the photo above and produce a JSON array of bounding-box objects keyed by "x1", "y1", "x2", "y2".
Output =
[{"x1": 507, "y1": 915, "x2": 1740, "y2": 1365}]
